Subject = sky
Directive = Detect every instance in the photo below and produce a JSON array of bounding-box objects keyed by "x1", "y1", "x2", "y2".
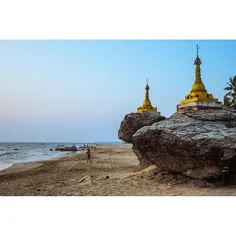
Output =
[{"x1": 0, "y1": 40, "x2": 236, "y2": 142}]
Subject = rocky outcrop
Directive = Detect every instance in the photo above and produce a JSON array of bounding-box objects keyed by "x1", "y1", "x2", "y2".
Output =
[
  {"x1": 118, "y1": 112, "x2": 166, "y2": 143},
  {"x1": 132, "y1": 108, "x2": 236, "y2": 186},
  {"x1": 132, "y1": 146, "x2": 153, "y2": 171},
  {"x1": 55, "y1": 145, "x2": 78, "y2": 151}
]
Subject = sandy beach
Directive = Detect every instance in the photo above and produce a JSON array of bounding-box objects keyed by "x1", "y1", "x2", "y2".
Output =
[{"x1": 0, "y1": 144, "x2": 236, "y2": 196}]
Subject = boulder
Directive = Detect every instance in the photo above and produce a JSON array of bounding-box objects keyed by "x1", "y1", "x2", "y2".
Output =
[
  {"x1": 55, "y1": 145, "x2": 78, "y2": 152},
  {"x1": 132, "y1": 108, "x2": 236, "y2": 186},
  {"x1": 118, "y1": 112, "x2": 166, "y2": 143}
]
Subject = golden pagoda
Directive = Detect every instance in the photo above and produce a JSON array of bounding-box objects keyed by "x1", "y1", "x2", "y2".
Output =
[
  {"x1": 177, "y1": 45, "x2": 222, "y2": 113},
  {"x1": 137, "y1": 79, "x2": 160, "y2": 114}
]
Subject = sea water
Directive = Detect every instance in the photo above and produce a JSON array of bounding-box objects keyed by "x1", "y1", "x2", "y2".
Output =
[{"x1": 0, "y1": 142, "x2": 88, "y2": 171}]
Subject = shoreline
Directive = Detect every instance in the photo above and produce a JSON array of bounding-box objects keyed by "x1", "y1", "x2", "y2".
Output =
[
  {"x1": 0, "y1": 142, "x2": 98, "y2": 172},
  {"x1": 0, "y1": 150, "x2": 84, "y2": 173},
  {"x1": 0, "y1": 144, "x2": 119, "y2": 176}
]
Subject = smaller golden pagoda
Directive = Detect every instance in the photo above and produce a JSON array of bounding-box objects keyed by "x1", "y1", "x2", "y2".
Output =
[
  {"x1": 137, "y1": 79, "x2": 160, "y2": 114},
  {"x1": 177, "y1": 45, "x2": 222, "y2": 113}
]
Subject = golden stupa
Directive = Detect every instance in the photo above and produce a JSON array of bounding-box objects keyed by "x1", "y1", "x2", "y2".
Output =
[
  {"x1": 137, "y1": 79, "x2": 159, "y2": 114},
  {"x1": 177, "y1": 45, "x2": 222, "y2": 112}
]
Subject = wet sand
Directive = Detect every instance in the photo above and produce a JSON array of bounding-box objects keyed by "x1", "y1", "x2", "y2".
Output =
[{"x1": 1, "y1": 144, "x2": 236, "y2": 196}]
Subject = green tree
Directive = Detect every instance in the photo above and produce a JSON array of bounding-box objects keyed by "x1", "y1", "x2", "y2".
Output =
[{"x1": 224, "y1": 75, "x2": 236, "y2": 109}]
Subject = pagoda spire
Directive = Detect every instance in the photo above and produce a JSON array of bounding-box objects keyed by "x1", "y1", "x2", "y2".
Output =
[
  {"x1": 145, "y1": 78, "x2": 150, "y2": 103},
  {"x1": 177, "y1": 45, "x2": 222, "y2": 112},
  {"x1": 137, "y1": 78, "x2": 158, "y2": 113},
  {"x1": 191, "y1": 45, "x2": 207, "y2": 93}
]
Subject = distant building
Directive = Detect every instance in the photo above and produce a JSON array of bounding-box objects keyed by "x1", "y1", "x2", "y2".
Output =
[
  {"x1": 137, "y1": 79, "x2": 160, "y2": 115},
  {"x1": 177, "y1": 45, "x2": 222, "y2": 113}
]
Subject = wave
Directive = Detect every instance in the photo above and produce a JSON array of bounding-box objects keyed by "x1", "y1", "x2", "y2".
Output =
[
  {"x1": 0, "y1": 143, "x2": 83, "y2": 163},
  {"x1": 0, "y1": 151, "x2": 19, "y2": 158}
]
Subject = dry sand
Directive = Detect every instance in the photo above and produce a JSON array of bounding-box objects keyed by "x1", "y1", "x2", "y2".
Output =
[{"x1": 1, "y1": 144, "x2": 236, "y2": 196}]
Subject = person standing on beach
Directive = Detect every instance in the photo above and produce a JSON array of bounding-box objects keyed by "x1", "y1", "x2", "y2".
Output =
[{"x1": 86, "y1": 149, "x2": 91, "y2": 163}]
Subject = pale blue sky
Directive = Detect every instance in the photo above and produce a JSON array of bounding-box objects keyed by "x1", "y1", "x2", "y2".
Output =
[{"x1": 0, "y1": 40, "x2": 235, "y2": 142}]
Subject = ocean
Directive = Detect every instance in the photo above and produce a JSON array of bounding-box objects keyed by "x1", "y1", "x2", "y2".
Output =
[
  {"x1": 0, "y1": 142, "x2": 89, "y2": 171},
  {"x1": 0, "y1": 141, "x2": 123, "y2": 171}
]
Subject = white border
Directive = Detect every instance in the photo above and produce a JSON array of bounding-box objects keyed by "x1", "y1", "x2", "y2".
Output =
[
  {"x1": 0, "y1": 197, "x2": 236, "y2": 236},
  {"x1": 0, "y1": 0, "x2": 236, "y2": 39},
  {"x1": 0, "y1": 1, "x2": 236, "y2": 236}
]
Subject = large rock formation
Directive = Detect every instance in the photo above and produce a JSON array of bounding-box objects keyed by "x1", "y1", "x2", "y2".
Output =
[
  {"x1": 55, "y1": 145, "x2": 78, "y2": 151},
  {"x1": 118, "y1": 112, "x2": 166, "y2": 143},
  {"x1": 132, "y1": 108, "x2": 236, "y2": 186}
]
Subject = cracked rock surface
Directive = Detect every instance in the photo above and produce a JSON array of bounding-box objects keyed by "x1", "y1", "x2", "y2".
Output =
[{"x1": 132, "y1": 108, "x2": 236, "y2": 186}]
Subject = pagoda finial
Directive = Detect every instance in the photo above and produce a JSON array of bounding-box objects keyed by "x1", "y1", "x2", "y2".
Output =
[
  {"x1": 196, "y1": 45, "x2": 200, "y2": 56},
  {"x1": 145, "y1": 78, "x2": 150, "y2": 91},
  {"x1": 194, "y1": 45, "x2": 202, "y2": 65}
]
